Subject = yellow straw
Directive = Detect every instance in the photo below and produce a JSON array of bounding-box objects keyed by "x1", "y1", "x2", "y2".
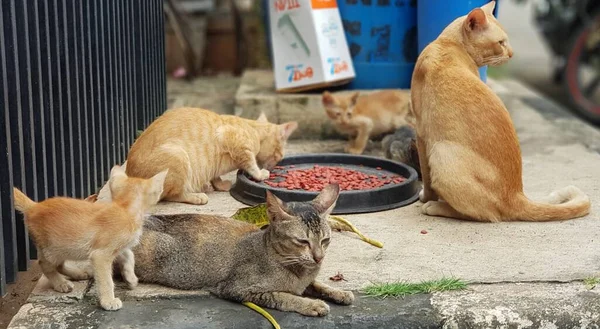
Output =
[
  {"x1": 329, "y1": 216, "x2": 384, "y2": 248},
  {"x1": 242, "y1": 302, "x2": 281, "y2": 329}
]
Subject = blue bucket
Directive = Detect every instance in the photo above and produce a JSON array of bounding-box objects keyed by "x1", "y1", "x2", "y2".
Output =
[
  {"x1": 337, "y1": 0, "x2": 417, "y2": 89},
  {"x1": 417, "y1": 0, "x2": 499, "y2": 82}
]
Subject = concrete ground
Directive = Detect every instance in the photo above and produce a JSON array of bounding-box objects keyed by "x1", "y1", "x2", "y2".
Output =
[{"x1": 7, "y1": 76, "x2": 600, "y2": 328}]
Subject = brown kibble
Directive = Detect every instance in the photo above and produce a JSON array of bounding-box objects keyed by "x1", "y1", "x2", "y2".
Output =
[{"x1": 420, "y1": 229, "x2": 428, "y2": 234}]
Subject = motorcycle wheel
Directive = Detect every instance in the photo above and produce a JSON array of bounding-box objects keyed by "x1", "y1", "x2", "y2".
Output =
[{"x1": 564, "y1": 12, "x2": 600, "y2": 124}]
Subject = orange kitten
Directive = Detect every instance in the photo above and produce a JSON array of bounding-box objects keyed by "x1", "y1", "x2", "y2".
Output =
[
  {"x1": 411, "y1": 1, "x2": 590, "y2": 222},
  {"x1": 13, "y1": 165, "x2": 167, "y2": 310},
  {"x1": 322, "y1": 90, "x2": 412, "y2": 154},
  {"x1": 125, "y1": 108, "x2": 298, "y2": 205}
]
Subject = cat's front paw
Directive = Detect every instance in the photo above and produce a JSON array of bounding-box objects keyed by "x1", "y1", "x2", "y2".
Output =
[
  {"x1": 253, "y1": 169, "x2": 270, "y2": 181},
  {"x1": 346, "y1": 146, "x2": 364, "y2": 155},
  {"x1": 331, "y1": 290, "x2": 354, "y2": 305},
  {"x1": 52, "y1": 280, "x2": 74, "y2": 293},
  {"x1": 71, "y1": 268, "x2": 94, "y2": 281},
  {"x1": 125, "y1": 274, "x2": 139, "y2": 290},
  {"x1": 300, "y1": 299, "x2": 330, "y2": 317},
  {"x1": 100, "y1": 297, "x2": 123, "y2": 311}
]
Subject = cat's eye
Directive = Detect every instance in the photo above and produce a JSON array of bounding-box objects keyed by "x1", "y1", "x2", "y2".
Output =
[
  {"x1": 335, "y1": 112, "x2": 341, "y2": 117},
  {"x1": 295, "y1": 239, "x2": 310, "y2": 246},
  {"x1": 498, "y1": 40, "x2": 505, "y2": 46},
  {"x1": 321, "y1": 238, "x2": 331, "y2": 245}
]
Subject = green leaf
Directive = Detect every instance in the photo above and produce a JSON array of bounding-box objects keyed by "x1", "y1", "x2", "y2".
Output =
[{"x1": 231, "y1": 203, "x2": 270, "y2": 228}]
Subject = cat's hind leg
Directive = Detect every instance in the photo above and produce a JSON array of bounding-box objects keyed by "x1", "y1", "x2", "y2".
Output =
[
  {"x1": 304, "y1": 281, "x2": 354, "y2": 305},
  {"x1": 211, "y1": 176, "x2": 232, "y2": 192},
  {"x1": 91, "y1": 251, "x2": 122, "y2": 311},
  {"x1": 57, "y1": 262, "x2": 93, "y2": 281},
  {"x1": 149, "y1": 144, "x2": 209, "y2": 205},
  {"x1": 421, "y1": 201, "x2": 474, "y2": 221},
  {"x1": 39, "y1": 255, "x2": 74, "y2": 293},
  {"x1": 239, "y1": 292, "x2": 330, "y2": 317},
  {"x1": 116, "y1": 248, "x2": 138, "y2": 290},
  {"x1": 417, "y1": 136, "x2": 438, "y2": 203}
]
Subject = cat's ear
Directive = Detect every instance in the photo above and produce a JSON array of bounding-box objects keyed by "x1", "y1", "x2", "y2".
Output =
[
  {"x1": 110, "y1": 165, "x2": 127, "y2": 179},
  {"x1": 279, "y1": 121, "x2": 298, "y2": 140},
  {"x1": 465, "y1": 8, "x2": 488, "y2": 31},
  {"x1": 322, "y1": 91, "x2": 335, "y2": 107},
  {"x1": 312, "y1": 184, "x2": 340, "y2": 216},
  {"x1": 266, "y1": 190, "x2": 294, "y2": 222},
  {"x1": 350, "y1": 92, "x2": 360, "y2": 106},
  {"x1": 481, "y1": 1, "x2": 495, "y2": 15},
  {"x1": 108, "y1": 165, "x2": 127, "y2": 192},
  {"x1": 256, "y1": 112, "x2": 268, "y2": 123},
  {"x1": 150, "y1": 169, "x2": 169, "y2": 195}
]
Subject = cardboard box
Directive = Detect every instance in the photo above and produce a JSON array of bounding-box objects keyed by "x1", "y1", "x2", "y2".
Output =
[{"x1": 269, "y1": 0, "x2": 355, "y2": 92}]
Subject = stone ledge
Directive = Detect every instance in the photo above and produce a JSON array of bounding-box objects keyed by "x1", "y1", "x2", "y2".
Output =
[
  {"x1": 9, "y1": 283, "x2": 600, "y2": 329},
  {"x1": 234, "y1": 70, "x2": 411, "y2": 140}
]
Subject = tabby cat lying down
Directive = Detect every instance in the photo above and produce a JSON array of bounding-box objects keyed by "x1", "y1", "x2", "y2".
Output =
[{"x1": 133, "y1": 184, "x2": 354, "y2": 316}]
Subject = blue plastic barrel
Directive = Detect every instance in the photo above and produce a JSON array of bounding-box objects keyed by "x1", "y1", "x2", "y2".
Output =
[
  {"x1": 337, "y1": 0, "x2": 417, "y2": 89},
  {"x1": 417, "y1": 0, "x2": 499, "y2": 82}
]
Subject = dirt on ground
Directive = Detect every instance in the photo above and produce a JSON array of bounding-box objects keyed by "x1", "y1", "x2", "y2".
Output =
[{"x1": 0, "y1": 264, "x2": 41, "y2": 329}]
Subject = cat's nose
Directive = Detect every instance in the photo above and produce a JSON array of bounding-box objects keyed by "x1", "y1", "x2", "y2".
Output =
[
  {"x1": 508, "y1": 49, "x2": 514, "y2": 58},
  {"x1": 313, "y1": 255, "x2": 323, "y2": 264}
]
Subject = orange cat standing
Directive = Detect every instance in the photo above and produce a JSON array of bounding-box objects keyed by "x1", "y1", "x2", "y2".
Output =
[
  {"x1": 411, "y1": 1, "x2": 590, "y2": 222},
  {"x1": 322, "y1": 90, "x2": 412, "y2": 154},
  {"x1": 13, "y1": 165, "x2": 167, "y2": 310}
]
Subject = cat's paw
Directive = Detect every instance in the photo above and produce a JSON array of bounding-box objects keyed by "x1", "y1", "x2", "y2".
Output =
[
  {"x1": 52, "y1": 280, "x2": 74, "y2": 293},
  {"x1": 124, "y1": 274, "x2": 139, "y2": 290},
  {"x1": 330, "y1": 290, "x2": 354, "y2": 305},
  {"x1": 70, "y1": 268, "x2": 93, "y2": 281},
  {"x1": 300, "y1": 299, "x2": 330, "y2": 317},
  {"x1": 346, "y1": 147, "x2": 364, "y2": 155},
  {"x1": 187, "y1": 193, "x2": 209, "y2": 205},
  {"x1": 254, "y1": 169, "x2": 270, "y2": 181},
  {"x1": 100, "y1": 297, "x2": 123, "y2": 311}
]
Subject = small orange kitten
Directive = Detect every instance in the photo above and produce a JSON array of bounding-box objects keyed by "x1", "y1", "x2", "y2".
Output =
[
  {"x1": 322, "y1": 90, "x2": 412, "y2": 154},
  {"x1": 13, "y1": 165, "x2": 167, "y2": 311},
  {"x1": 126, "y1": 108, "x2": 298, "y2": 205}
]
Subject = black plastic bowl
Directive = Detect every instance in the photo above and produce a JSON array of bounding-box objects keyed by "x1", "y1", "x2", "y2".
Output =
[{"x1": 230, "y1": 153, "x2": 420, "y2": 214}]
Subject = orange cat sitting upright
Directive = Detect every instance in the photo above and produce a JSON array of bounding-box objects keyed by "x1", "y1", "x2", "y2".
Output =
[
  {"x1": 411, "y1": 1, "x2": 590, "y2": 222},
  {"x1": 13, "y1": 165, "x2": 167, "y2": 311},
  {"x1": 125, "y1": 108, "x2": 298, "y2": 205}
]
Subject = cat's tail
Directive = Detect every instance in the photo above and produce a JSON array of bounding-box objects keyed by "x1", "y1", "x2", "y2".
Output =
[
  {"x1": 515, "y1": 186, "x2": 591, "y2": 221},
  {"x1": 13, "y1": 188, "x2": 37, "y2": 213}
]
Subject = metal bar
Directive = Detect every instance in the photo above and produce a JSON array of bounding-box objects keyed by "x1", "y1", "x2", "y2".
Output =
[
  {"x1": 85, "y1": 0, "x2": 104, "y2": 189},
  {"x1": 66, "y1": 0, "x2": 84, "y2": 198},
  {"x1": 51, "y1": 0, "x2": 68, "y2": 196},
  {"x1": 76, "y1": 0, "x2": 91, "y2": 197},
  {"x1": 0, "y1": 1, "x2": 18, "y2": 285},
  {"x1": 42, "y1": 0, "x2": 59, "y2": 198},
  {"x1": 8, "y1": 0, "x2": 30, "y2": 272}
]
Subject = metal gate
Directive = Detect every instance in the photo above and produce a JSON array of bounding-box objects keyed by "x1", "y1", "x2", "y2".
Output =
[{"x1": 0, "y1": 0, "x2": 166, "y2": 296}]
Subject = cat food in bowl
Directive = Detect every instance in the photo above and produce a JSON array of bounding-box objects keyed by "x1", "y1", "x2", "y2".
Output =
[
  {"x1": 256, "y1": 165, "x2": 406, "y2": 192},
  {"x1": 231, "y1": 153, "x2": 420, "y2": 214}
]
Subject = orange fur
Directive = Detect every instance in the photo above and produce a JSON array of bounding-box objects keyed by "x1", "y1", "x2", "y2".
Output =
[
  {"x1": 125, "y1": 108, "x2": 298, "y2": 205},
  {"x1": 411, "y1": 1, "x2": 590, "y2": 222},
  {"x1": 322, "y1": 90, "x2": 412, "y2": 154},
  {"x1": 13, "y1": 165, "x2": 167, "y2": 310}
]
